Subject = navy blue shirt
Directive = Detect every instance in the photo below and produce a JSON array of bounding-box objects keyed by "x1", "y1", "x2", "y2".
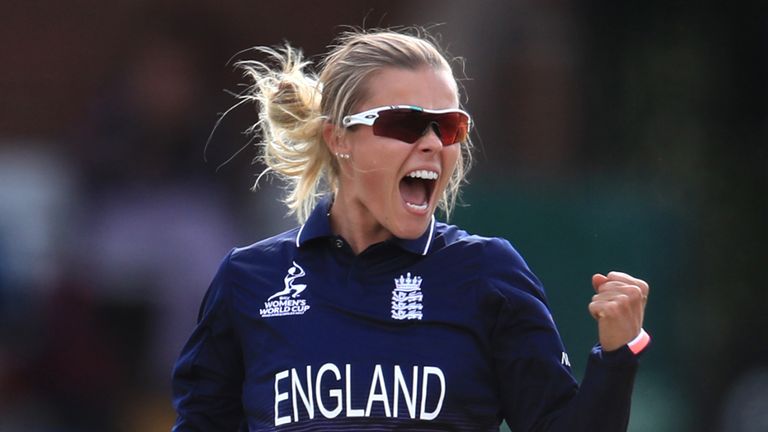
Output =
[{"x1": 172, "y1": 198, "x2": 643, "y2": 431}]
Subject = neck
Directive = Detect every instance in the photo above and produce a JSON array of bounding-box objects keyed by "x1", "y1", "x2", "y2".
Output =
[{"x1": 329, "y1": 193, "x2": 391, "y2": 255}]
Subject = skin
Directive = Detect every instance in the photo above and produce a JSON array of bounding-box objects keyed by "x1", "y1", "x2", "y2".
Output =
[
  {"x1": 589, "y1": 271, "x2": 650, "y2": 351},
  {"x1": 322, "y1": 66, "x2": 650, "y2": 351},
  {"x1": 323, "y1": 66, "x2": 460, "y2": 255}
]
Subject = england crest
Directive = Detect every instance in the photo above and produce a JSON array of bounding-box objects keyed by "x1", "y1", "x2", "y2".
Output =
[{"x1": 391, "y1": 272, "x2": 424, "y2": 320}]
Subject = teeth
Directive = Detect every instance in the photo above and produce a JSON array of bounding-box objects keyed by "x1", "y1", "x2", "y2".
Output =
[
  {"x1": 406, "y1": 170, "x2": 438, "y2": 180},
  {"x1": 406, "y1": 202, "x2": 429, "y2": 210}
]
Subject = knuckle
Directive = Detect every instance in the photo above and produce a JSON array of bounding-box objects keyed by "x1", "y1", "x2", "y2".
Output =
[
  {"x1": 627, "y1": 286, "x2": 643, "y2": 300},
  {"x1": 600, "y1": 281, "x2": 621, "y2": 293},
  {"x1": 608, "y1": 271, "x2": 649, "y2": 292},
  {"x1": 636, "y1": 278, "x2": 650, "y2": 291}
]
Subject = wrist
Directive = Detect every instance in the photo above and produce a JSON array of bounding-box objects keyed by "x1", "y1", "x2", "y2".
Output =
[{"x1": 627, "y1": 328, "x2": 651, "y2": 355}]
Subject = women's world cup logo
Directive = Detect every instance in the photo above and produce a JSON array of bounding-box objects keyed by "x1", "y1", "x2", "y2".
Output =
[
  {"x1": 260, "y1": 261, "x2": 311, "y2": 318},
  {"x1": 391, "y1": 272, "x2": 424, "y2": 320}
]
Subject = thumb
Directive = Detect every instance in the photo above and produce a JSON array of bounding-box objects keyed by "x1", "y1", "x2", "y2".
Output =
[{"x1": 592, "y1": 273, "x2": 609, "y2": 292}]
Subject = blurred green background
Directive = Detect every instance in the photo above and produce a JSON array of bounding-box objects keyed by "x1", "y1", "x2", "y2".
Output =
[{"x1": 0, "y1": 1, "x2": 765, "y2": 431}]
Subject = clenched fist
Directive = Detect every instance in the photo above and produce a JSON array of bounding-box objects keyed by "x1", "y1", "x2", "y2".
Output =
[{"x1": 588, "y1": 271, "x2": 649, "y2": 352}]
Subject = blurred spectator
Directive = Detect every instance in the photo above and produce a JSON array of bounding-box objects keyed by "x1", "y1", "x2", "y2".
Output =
[
  {"x1": 0, "y1": 144, "x2": 84, "y2": 431},
  {"x1": 74, "y1": 12, "x2": 244, "y2": 386},
  {"x1": 0, "y1": 145, "x2": 79, "y2": 293}
]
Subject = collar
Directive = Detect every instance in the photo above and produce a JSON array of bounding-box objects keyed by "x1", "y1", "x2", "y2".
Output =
[
  {"x1": 296, "y1": 196, "x2": 437, "y2": 256},
  {"x1": 295, "y1": 196, "x2": 335, "y2": 248}
]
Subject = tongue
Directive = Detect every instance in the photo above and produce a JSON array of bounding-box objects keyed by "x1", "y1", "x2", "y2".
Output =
[{"x1": 399, "y1": 177, "x2": 428, "y2": 205}]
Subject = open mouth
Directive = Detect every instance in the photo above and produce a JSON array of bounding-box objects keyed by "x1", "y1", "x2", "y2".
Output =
[{"x1": 399, "y1": 170, "x2": 438, "y2": 212}]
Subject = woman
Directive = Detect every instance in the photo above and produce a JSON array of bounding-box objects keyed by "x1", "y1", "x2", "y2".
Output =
[{"x1": 172, "y1": 29, "x2": 650, "y2": 431}]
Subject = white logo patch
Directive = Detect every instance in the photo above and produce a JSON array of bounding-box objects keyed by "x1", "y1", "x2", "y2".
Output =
[
  {"x1": 260, "y1": 261, "x2": 311, "y2": 318},
  {"x1": 391, "y1": 272, "x2": 424, "y2": 320}
]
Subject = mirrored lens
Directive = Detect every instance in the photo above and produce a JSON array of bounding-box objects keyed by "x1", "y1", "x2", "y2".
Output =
[
  {"x1": 434, "y1": 112, "x2": 468, "y2": 145},
  {"x1": 372, "y1": 109, "x2": 469, "y2": 145},
  {"x1": 372, "y1": 109, "x2": 425, "y2": 143}
]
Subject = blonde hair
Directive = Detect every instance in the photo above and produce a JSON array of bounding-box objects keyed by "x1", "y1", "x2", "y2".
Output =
[{"x1": 237, "y1": 28, "x2": 473, "y2": 223}]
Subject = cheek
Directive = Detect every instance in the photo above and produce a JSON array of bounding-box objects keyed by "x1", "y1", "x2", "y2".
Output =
[
  {"x1": 354, "y1": 144, "x2": 404, "y2": 189},
  {"x1": 358, "y1": 170, "x2": 382, "y2": 191},
  {"x1": 355, "y1": 164, "x2": 390, "y2": 198},
  {"x1": 435, "y1": 147, "x2": 461, "y2": 195},
  {"x1": 355, "y1": 160, "x2": 401, "y2": 211},
  {"x1": 443, "y1": 146, "x2": 461, "y2": 175}
]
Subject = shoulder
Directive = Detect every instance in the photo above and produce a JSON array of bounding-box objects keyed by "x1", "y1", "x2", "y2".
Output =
[
  {"x1": 433, "y1": 222, "x2": 529, "y2": 269},
  {"x1": 204, "y1": 227, "x2": 303, "y2": 313},
  {"x1": 229, "y1": 227, "x2": 301, "y2": 262},
  {"x1": 212, "y1": 227, "x2": 301, "y2": 281},
  {"x1": 433, "y1": 222, "x2": 547, "y2": 305}
]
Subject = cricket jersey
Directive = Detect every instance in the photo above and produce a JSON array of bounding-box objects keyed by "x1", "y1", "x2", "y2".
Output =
[{"x1": 172, "y1": 197, "x2": 649, "y2": 431}]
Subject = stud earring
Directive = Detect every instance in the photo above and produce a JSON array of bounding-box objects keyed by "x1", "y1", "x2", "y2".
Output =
[{"x1": 335, "y1": 152, "x2": 350, "y2": 159}]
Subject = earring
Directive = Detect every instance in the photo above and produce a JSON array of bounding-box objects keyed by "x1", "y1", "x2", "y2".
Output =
[{"x1": 335, "y1": 152, "x2": 350, "y2": 159}]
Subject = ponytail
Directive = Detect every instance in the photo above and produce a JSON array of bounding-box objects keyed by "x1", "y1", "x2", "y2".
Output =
[{"x1": 237, "y1": 46, "x2": 332, "y2": 223}]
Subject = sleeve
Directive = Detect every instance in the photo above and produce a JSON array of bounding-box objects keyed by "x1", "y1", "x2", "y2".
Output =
[
  {"x1": 486, "y1": 238, "x2": 645, "y2": 432},
  {"x1": 171, "y1": 250, "x2": 247, "y2": 432}
]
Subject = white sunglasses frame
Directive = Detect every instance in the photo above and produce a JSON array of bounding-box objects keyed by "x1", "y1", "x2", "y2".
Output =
[{"x1": 341, "y1": 105, "x2": 472, "y2": 130}]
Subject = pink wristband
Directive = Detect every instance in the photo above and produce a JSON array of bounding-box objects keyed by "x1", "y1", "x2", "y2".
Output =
[{"x1": 627, "y1": 328, "x2": 651, "y2": 355}]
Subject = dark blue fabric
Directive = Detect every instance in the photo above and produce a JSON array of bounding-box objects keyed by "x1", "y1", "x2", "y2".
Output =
[{"x1": 172, "y1": 198, "x2": 643, "y2": 431}]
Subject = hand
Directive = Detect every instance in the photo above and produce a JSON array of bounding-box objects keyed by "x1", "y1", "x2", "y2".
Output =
[{"x1": 588, "y1": 271, "x2": 649, "y2": 352}]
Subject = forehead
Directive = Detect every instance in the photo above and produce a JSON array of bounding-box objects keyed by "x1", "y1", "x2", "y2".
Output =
[{"x1": 359, "y1": 66, "x2": 459, "y2": 111}]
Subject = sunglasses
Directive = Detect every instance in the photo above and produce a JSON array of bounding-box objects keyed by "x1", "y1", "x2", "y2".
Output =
[{"x1": 341, "y1": 105, "x2": 471, "y2": 146}]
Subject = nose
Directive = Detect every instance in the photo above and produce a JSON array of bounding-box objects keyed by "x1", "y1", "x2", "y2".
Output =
[{"x1": 415, "y1": 122, "x2": 443, "y2": 152}]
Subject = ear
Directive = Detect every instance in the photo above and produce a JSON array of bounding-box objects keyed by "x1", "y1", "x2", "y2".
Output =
[{"x1": 323, "y1": 121, "x2": 350, "y2": 155}]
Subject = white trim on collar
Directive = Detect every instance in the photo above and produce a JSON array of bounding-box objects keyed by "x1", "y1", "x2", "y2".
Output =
[
  {"x1": 295, "y1": 223, "x2": 306, "y2": 248},
  {"x1": 421, "y1": 215, "x2": 435, "y2": 256}
]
